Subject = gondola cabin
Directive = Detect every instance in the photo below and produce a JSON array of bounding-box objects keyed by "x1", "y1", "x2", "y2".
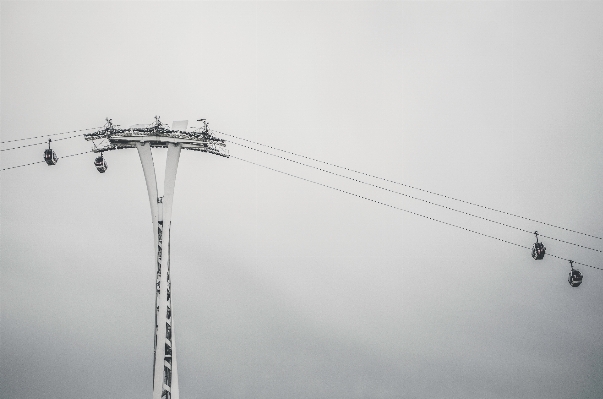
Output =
[
  {"x1": 44, "y1": 148, "x2": 58, "y2": 165},
  {"x1": 532, "y1": 242, "x2": 545, "y2": 260},
  {"x1": 568, "y1": 269, "x2": 583, "y2": 287},
  {"x1": 94, "y1": 154, "x2": 108, "y2": 173},
  {"x1": 531, "y1": 231, "x2": 545, "y2": 260},
  {"x1": 44, "y1": 139, "x2": 58, "y2": 165}
]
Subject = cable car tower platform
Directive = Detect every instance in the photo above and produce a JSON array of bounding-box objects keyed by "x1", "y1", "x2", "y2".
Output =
[{"x1": 85, "y1": 117, "x2": 228, "y2": 399}]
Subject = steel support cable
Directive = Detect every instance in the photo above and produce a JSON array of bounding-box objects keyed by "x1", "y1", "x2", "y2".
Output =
[
  {"x1": 213, "y1": 129, "x2": 603, "y2": 241},
  {"x1": 0, "y1": 150, "x2": 92, "y2": 171},
  {"x1": 231, "y1": 155, "x2": 602, "y2": 272},
  {"x1": 1, "y1": 133, "x2": 86, "y2": 151},
  {"x1": 61, "y1": 150, "x2": 93, "y2": 159},
  {"x1": 0, "y1": 160, "x2": 46, "y2": 171},
  {"x1": 0, "y1": 126, "x2": 102, "y2": 144},
  {"x1": 228, "y1": 140, "x2": 602, "y2": 254}
]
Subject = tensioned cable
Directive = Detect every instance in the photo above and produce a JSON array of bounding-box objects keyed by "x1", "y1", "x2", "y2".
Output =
[
  {"x1": 231, "y1": 155, "x2": 602, "y2": 272},
  {"x1": 0, "y1": 126, "x2": 102, "y2": 144},
  {"x1": 213, "y1": 129, "x2": 602, "y2": 241},
  {"x1": 0, "y1": 160, "x2": 46, "y2": 171},
  {"x1": 1, "y1": 133, "x2": 85, "y2": 151},
  {"x1": 228, "y1": 140, "x2": 602, "y2": 254},
  {"x1": 61, "y1": 150, "x2": 93, "y2": 159},
  {"x1": 0, "y1": 150, "x2": 92, "y2": 171},
  {"x1": 2, "y1": 143, "x2": 597, "y2": 272}
]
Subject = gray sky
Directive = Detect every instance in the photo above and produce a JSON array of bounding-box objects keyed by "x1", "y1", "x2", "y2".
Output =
[{"x1": 2, "y1": 2, "x2": 603, "y2": 399}]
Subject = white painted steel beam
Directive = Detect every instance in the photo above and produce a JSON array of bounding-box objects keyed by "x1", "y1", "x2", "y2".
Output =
[
  {"x1": 111, "y1": 135, "x2": 226, "y2": 149},
  {"x1": 137, "y1": 142, "x2": 181, "y2": 399}
]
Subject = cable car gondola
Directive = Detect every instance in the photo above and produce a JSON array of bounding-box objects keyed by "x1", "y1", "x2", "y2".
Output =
[
  {"x1": 94, "y1": 152, "x2": 108, "y2": 173},
  {"x1": 531, "y1": 231, "x2": 546, "y2": 260},
  {"x1": 568, "y1": 260, "x2": 583, "y2": 288},
  {"x1": 44, "y1": 139, "x2": 58, "y2": 165}
]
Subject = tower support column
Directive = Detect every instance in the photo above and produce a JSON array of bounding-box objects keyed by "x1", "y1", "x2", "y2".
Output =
[{"x1": 137, "y1": 142, "x2": 182, "y2": 399}]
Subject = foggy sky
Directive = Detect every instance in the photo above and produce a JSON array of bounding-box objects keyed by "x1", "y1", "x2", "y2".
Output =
[{"x1": 2, "y1": 2, "x2": 603, "y2": 399}]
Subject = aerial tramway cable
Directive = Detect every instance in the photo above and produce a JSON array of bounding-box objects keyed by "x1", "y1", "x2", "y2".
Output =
[
  {"x1": 230, "y1": 154, "x2": 602, "y2": 272},
  {"x1": 0, "y1": 126, "x2": 102, "y2": 145},
  {"x1": 0, "y1": 150, "x2": 92, "y2": 171},
  {"x1": 3, "y1": 125, "x2": 601, "y2": 255},
  {"x1": 1, "y1": 133, "x2": 87, "y2": 152},
  {"x1": 1, "y1": 124, "x2": 600, "y2": 275},
  {"x1": 226, "y1": 139, "x2": 602, "y2": 254},
  {"x1": 212, "y1": 129, "x2": 603, "y2": 241}
]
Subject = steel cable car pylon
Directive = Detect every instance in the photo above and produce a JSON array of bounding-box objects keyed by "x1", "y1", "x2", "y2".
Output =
[
  {"x1": 84, "y1": 116, "x2": 228, "y2": 399},
  {"x1": 138, "y1": 142, "x2": 181, "y2": 399}
]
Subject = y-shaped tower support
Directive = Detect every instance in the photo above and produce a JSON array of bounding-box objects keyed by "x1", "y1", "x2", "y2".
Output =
[{"x1": 137, "y1": 142, "x2": 181, "y2": 399}]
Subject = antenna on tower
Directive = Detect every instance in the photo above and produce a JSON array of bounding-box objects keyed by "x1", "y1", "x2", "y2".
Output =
[{"x1": 197, "y1": 118, "x2": 208, "y2": 134}]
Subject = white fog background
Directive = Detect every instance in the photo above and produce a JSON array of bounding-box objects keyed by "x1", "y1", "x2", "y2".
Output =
[{"x1": 2, "y1": 2, "x2": 603, "y2": 399}]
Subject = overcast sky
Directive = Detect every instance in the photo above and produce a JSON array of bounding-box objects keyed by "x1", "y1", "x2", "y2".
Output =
[{"x1": 2, "y1": 2, "x2": 603, "y2": 399}]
